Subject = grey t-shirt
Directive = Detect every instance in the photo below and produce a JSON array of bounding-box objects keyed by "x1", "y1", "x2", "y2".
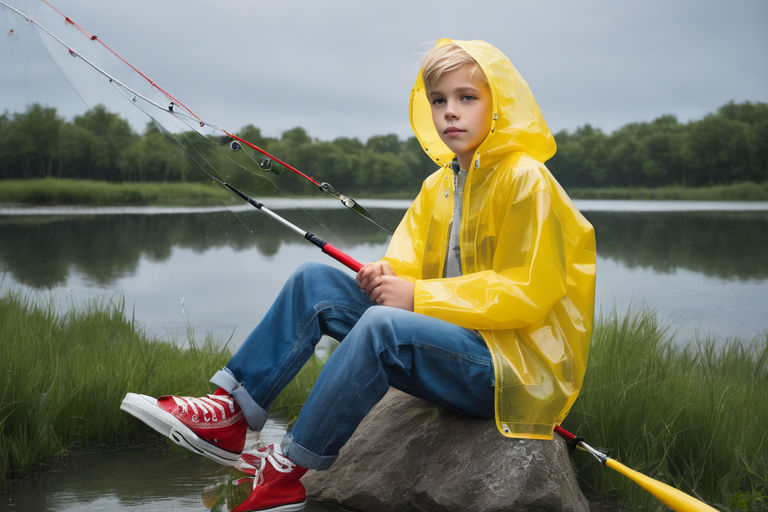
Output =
[{"x1": 444, "y1": 159, "x2": 466, "y2": 278}]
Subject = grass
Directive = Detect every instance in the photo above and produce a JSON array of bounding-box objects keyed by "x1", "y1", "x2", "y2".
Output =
[
  {"x1": 564, "y1": 309, "x2": 768, "y2": 511},
  {"x1": 1, "y1": 289, "x2": 766, "y2": 510},
  {"x1": 0, "y1": 288, "x2": 327, "y2": 485},
  {"x1": 0, "y1": 289, "x2": 233, "y2": 483},
  {"x1": 0, "y1": 178, "x2": 237, "y2": 206},
  {"x1": 567, "y1": 181, "x2": 768, "y2": 201}
]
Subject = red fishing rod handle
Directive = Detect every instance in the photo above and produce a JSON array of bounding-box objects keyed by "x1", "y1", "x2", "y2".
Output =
[
  {"x1": 555, "y1": 424, "x2": 589, "y2": 454},
  {"x1": 554, "y1": 425, "x2": 575, "y2": 441},
  {"x1": 323, "y1": 243, "x2": 364, "y2": 273}
]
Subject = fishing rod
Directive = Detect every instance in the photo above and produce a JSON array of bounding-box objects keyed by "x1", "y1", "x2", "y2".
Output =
[
  {"x1": 220, "y1": 179, "x2": 719, "y2": 511},
  {"x1": 554, "y1": 425, "x2": 717, "y2": 511},
  {"x1": 0, "y1": 0, "x2": 391, "y2": 233},
  {"x1": 218, "y1": 179, "x2": 364, "y2": 272},
  {"x1": 219, "y1": 176, "x2": 713, "y2": 511}
]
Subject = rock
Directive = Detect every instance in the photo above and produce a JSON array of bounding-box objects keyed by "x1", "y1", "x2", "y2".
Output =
[{"x1": 303, "y1": 388, "x2": 589, "y2": 512}]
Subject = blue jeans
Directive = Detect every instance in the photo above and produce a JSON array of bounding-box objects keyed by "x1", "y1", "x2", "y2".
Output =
[{"x1": 210, "y1": 262, "x2": 494, "y2": 469}]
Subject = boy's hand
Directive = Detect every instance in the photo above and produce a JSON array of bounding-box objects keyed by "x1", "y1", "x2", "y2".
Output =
[{"x1": 357, "y1": 261, "x2": 415, "y2": 311}]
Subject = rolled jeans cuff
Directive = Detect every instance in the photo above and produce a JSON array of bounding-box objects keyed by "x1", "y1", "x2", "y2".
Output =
[
  {"x1": 210, "y1": 367, "x2": 268, "y2": 431},
  {"x1": 282, "y1": 432, "x2": 336, "y2": 470}
]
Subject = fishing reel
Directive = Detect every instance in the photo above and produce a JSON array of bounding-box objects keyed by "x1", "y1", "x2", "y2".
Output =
[
  {"x1": 320, "y1": 182, "x2": 356, "y2": 208},
  {"x1": 230, "y1": 140, "x2": 275, "y2": 172}
]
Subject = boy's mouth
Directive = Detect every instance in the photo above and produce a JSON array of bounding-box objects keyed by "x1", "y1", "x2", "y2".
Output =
[{"x1": 443, "y1": 127, "x2": 465, "y2": 135}]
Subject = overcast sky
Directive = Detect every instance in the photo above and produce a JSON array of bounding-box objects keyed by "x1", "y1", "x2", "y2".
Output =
[{"x1": 2, "y1": 0, "x2": 767, "y2": 142}]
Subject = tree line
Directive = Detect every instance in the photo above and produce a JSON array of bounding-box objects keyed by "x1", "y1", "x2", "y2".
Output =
[
  {"x1": 549, "y1": 101, "x2": 768, "y2": 188},
  {"x1": 0, "y1": 104, "x2": 433, "y2": 196},
  {"x1": 1, "y1": 101, "x2": 766, "y2": 194}
]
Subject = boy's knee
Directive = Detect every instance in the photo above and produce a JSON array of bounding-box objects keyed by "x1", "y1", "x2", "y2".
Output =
[
  {"x1": 357, "y1": 306, "x2": 395, "y2": 330},
  {"x1": 293, "y1": 261, "x2": 328, "y2": 277},
  {"x1": 341, "y1": 307, "x2": 395, "y2": 356},
  {"x1": 289, "y1": 261, "x2": 338, "y2": 286},
  {"x1": 353, "y1": 306, "x2": 405, "y2": 348}
]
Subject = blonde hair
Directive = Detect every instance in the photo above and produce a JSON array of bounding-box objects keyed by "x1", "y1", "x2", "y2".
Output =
[{"x1": 421, "y1": 42, "x2": 488, "y2": 91}]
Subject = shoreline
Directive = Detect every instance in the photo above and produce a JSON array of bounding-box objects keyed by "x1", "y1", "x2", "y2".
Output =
[{"x1": 2, "y1": 198, "x2": 768, "y2": 217}]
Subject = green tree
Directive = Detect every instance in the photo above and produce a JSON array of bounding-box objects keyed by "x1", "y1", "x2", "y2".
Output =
[
  {"x1": 281, "y1": 127, "x2": 312, "y2": 146},
  {"x1": 366, "y1": 134, "x2": 401, "y2": 154},
  {"x1": 747, "y1": 118, "x2": 768, "y2": 182},
  {"x1": 71, "y1": 105, "x2": 137, "y2": 181},
  {"x1": 332, "y1": 136, "x2": 364, "y2": 154},
  {"x1": 59, "y1": 123, "x2": 104, "y2": 179},
  {"x1": 684, "y1": 115, "x2": 749, "y2": 186},
  {"x1": 3, "y1": 100, "x2": 766, "y2": 190},
  {"x1": 2, "y1": 104, "x2": 62, "y2": 178},
  {"x1": 0, "y1": 111, "x2": 12, "y2": 179},
  {"x1": 402, "y1": 136, "x2": 435, "y2": 185},
  {"x1": 117, "y1": 124, "x2": 182, "y2": 182}
]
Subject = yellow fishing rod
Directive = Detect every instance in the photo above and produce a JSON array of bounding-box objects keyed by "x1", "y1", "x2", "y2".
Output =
[{"x1": 554, "y1": 425, "x2": 717, "y2": 511}]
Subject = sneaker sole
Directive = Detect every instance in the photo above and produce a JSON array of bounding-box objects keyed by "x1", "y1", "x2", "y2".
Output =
[
  {"x1": 120, "y1": 392, "x2": 240, "y2": 466},
  {"x1": 236, "y1": 500, "x2": 306, "y2": 512}
]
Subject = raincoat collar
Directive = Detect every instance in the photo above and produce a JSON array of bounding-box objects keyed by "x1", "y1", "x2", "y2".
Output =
[{"x1": 409, "y1": 39, "x2": 556, "y2": 170}]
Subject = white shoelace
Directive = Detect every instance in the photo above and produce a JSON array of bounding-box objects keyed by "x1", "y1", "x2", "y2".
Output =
[
  {"x1": 235, "y1": 445, "x2": 296, "y2": 487},
  {"x1": 171, "y1": 394, "x2": 236, "y2": 422}
]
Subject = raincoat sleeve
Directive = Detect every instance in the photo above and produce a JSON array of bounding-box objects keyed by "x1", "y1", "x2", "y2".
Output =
[{"x1": 414, "y1": 187, "x2": 568, "y2": 331}]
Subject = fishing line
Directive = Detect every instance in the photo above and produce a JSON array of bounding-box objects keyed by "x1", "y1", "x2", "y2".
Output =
[
  {"x1": 7, "y1": 15, "x2": 336, "y2": 266},
  {"x1": 0, "y1": 0, "x2": 392, "y2": 232},
  {"x1": 1, "y1": 0, "x2": 348, "y2": 241},
  {"x1": 139, "y1": 114, "x2": 342, "y2": 244}
]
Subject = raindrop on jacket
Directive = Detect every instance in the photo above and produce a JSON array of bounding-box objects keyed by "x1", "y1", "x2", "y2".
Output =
[{"x1": 383, "y1": 39, "x2": 596, "y2": 439}]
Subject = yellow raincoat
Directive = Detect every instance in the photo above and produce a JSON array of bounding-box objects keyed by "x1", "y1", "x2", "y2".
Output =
[{"x1": 382, "y1": 39, "x2": 596, "y2": 439}]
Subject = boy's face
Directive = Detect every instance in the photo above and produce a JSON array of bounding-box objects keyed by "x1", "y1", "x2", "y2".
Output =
[{"x1": 427, "y1": 64, "x2": 493, "y2": 169}]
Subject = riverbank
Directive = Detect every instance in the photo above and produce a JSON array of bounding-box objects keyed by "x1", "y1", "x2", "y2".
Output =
[
  {"x1": 2, "y1": 178, "x2": 768, "y2": 205},
  {"x1": 1, "y1": 290, "x2": 765, "y2": 510},
  {"x1": 568, "y1": 180, "x2": 768, "y2": 201}
]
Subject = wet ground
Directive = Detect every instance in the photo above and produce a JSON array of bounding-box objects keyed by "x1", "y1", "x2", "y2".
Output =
[
  {"x1": 1, "y1": 445, "x2": 351, "y2": 512},
  {"x1": 1, "y1": 418, "x2": 351, "y2": 512}
]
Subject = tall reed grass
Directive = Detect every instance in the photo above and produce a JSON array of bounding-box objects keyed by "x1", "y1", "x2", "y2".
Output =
[
  {"x1": 567, "y1": 181, "x2": 768, "y2": 201},
  {"x1": 564, "y1": 309, "x2": 768, "y2": 510},
  {"x1": 0, "y1": 288, "x2": 327, "y2": 484},
  {"x1": 0, "y1": 178, "x2": 235, "y2": 206},
  {"x1": 0, "y1": 289, "x2": 233, "y2": 483}
]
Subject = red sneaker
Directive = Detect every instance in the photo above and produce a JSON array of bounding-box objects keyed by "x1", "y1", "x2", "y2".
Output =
[
  {"x1": 233, "y1": 444, "x2": 307, "y2": 512},
  {"x1": 120, "y1": 388, "x2": 246, "y2": 466}
]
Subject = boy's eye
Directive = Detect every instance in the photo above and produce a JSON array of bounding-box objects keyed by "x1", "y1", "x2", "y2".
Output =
[
  {"x1": 461, "y1": 95, "x2": 477, "y2": 101},
  {"x1": 431, "y1": 98, "x2": 445, "y2": 105}
]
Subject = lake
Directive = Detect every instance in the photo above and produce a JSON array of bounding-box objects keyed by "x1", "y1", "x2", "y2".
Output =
[
  {"x1": 1, "y1": 198, "x2": 767, "y2": 511},
  {"x1": 2, "y1": 199, "x2": 767, "y2": 347}
]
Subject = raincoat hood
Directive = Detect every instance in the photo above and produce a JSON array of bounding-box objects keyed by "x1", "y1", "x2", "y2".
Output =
[{"x1": 410, "y1": 39, "x2": 556, "y2": 168}]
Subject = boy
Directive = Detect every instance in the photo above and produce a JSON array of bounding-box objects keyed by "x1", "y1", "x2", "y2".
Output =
[{"x1": 122, "y1": 39, "x2": 596, "y2": 512}]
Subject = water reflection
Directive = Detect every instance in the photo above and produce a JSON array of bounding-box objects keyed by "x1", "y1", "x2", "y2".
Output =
[
  {"x1": 585, "y1": 210, "x2": 768, "y2": 280},
  {"x1": 1, "y1": 202, "x2": 766, "y2": 342},
  {"x1": 0, "y1": 419, "x2": 343, "y2": 512},
  {"x1": 0, "y1": 444, "x2": 344, "y2": 512},
  {"x1": 2, "y1": 207, "x2": 767, "y2": 289},
  {"x1": 0, "y1": 207, "x2": 394, "y2": 289}
]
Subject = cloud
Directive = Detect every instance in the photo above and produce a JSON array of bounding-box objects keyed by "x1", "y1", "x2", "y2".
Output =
[{"x1": 2, "y1": 0, "x2": 766, "y2": 141}]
